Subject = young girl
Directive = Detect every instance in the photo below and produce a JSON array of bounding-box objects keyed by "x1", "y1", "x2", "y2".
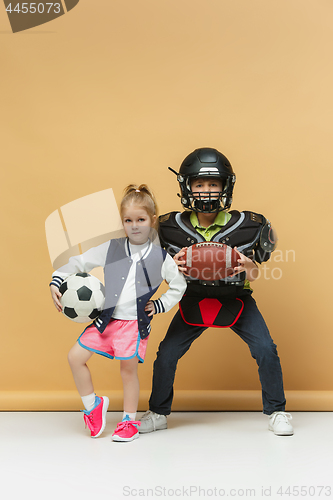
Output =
[{"x1": 50, "y1": 185, "x2": 186, "y2": 442}]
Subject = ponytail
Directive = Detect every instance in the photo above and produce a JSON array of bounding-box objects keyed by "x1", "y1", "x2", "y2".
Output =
[{"x1": 120, "y1": 184, "x2": 158, "y2": 226}]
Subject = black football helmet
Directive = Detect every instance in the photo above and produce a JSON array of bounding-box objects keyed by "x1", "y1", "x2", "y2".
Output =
[{"x1": 169, "y1": 147, "x2": 236, "y2": 212}]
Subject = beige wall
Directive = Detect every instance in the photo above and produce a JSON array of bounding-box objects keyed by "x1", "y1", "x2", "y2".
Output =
[{"x1": 1, "y1": 0, "x2": 333, "y2": 410}]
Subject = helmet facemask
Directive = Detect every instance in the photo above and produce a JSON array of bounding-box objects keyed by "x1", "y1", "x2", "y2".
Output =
[
  {"x1": 177, "y1": 174, "x2": 235, "y2": 213},
  {"x1": 187, "y1": 176, "x2": 223, "y2": 213}
]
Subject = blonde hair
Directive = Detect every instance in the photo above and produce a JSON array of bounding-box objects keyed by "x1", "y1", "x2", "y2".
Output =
[{"x1": 120, "y1": 184, "x2": 158, "y2": 226}]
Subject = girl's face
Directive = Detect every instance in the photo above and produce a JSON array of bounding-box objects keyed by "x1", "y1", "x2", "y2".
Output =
[{"x1": 122, "y1": 203, "x2": 156, "y2": 245}]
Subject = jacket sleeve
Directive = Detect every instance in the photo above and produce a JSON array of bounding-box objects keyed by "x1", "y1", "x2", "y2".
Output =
[
  {"x1": 152, "y1": 253, "x2": 187, "y2": 314},
  {"x1": 50, "y1": 241, "x2": 110, "y2": 288}
]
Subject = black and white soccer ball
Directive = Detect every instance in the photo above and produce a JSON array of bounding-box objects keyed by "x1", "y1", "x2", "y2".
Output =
[{"x1": 59, "y1": 273, "x2": 105, "y2": 323}]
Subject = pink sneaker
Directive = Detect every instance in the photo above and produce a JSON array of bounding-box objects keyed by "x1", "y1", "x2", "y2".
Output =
[
  {"x1": 112, "y1": 419, "x2": 141, "y2": 442},
  {"x1": 83, "y1": 396, "x2": 109, "y2": 438}
]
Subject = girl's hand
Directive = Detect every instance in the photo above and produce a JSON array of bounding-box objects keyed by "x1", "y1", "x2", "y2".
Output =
[
  {"x1": 50, "y1": 284, "x2": 63, "y2": 312},
  {"x1": 145, "y1": 300, "x2": 156, "y2": 317},
  {"x1": 229, "y1": 247, "x2": 259, "y2": 282},
  {"x1": 173, "y1": 247, "x2": 189, "y2": 276}
]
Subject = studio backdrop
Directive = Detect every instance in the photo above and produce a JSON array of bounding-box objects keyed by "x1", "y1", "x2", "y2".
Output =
[{"x1": 1, "y1": 0, "x2": 332, "y2": 411}]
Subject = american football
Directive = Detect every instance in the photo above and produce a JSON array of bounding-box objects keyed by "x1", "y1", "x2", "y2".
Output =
[{"x1": 183, "y1": 242, "x2": 239, "y2": 281}]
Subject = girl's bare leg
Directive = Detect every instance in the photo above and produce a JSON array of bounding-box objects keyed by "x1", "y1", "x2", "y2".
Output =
[
  {"x1": 68, "y1": 342, "x2": 94, "y2": 396},
  {"x1": 120, "y1": 357, "x2": 140, "y2": 413}
]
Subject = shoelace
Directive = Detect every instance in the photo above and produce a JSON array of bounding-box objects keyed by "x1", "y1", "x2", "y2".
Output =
[
  {"x1": 141, "y1": 410, "x2": 164, "y2": 430},
  {"x1": 114, "y1": 420, "x2": 141, "y2": 432},
  {"x1": 82, "y1": 411, "x2": 94, "y2": 430},
  {"x1": 270, "y1": 411, "x2": 292, "y2": 424},
  {"x1": 141, "y1": 410, "x2": 153, "y2": 419}
]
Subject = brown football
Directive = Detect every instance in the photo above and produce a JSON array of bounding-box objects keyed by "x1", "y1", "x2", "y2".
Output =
[{"x1": 183, "y1": 242, "x2": 239, "y2": 281}]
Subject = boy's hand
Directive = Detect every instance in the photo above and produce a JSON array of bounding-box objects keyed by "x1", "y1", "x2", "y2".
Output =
[
  {"x1": 145, "y1": 300, "x2": 156, "y2": 317},
  {"x1": 229, "y1": 247, "x2": 259, "y2": 282},
  {"x1": 173, "y1": 247, "x2": 189, "y2": 276},
  {"x1": 50, "y1": 284, "x2": 63, "y2": 312}
]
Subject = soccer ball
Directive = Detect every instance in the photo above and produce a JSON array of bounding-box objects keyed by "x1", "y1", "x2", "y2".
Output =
[{"x1": 59, "y1": 273, "x2": 105, "y2": 323}]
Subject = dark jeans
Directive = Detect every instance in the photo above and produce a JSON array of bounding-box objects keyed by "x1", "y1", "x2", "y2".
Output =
[{"x1": 149, "y1": 294, "x2": 286, "y2": 416}]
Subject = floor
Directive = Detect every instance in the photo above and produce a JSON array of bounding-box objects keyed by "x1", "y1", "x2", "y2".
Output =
[{"x1": 0, "y1": 412, "x2": 332, "y2": 500}]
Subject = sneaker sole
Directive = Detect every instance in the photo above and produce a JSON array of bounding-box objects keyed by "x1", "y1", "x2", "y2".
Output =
[
  {"x1": 269, "y1": 427, "x2": 294, "y2": 436},
  {"x1": 92, "y1": 397, "x2": 109, "y2": 438},
  {"x1": 139, "y1": 422, "x2": 167, "y2": 434},
  {"x1": 112, "y1": 432, "x2": 139, "y2": 442}
]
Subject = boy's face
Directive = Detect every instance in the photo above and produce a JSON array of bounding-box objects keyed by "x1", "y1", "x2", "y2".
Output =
[{"x1": 190, "y1": 177, "x2": 223, "y2": 198}]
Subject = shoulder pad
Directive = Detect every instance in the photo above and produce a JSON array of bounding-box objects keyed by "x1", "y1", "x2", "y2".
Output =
[
  {"x1": 259, "y1": 217, "x2": 278, "y2": 253},
  {"x1": 238, "y1": 211, "x2": 276, "y2": 262},
  {"x1": 242, "y1": 211, "x2": 264, "y2": 226},
  {"x1": 158, "y1": 211, "x2": 199, "y2": 256},
  {"x1": 248, "y1": 212, "x2": 264, "y2": 224},
  {"x1": 159, "y1": 212, "x2": 177, "y2": 224}
]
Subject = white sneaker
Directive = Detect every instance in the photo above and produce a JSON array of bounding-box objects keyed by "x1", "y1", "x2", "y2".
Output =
[
  {"x1": 268, "y1": 411, "x2": 294, "y2": 436},
  {"x1": 139, "y1": 410, "x2": 168, "y2": 433}
]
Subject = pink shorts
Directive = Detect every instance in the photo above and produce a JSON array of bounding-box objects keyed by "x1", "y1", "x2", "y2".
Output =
[{"x1": 78, "y1": 319, "x2": 149, "y2": 363}]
